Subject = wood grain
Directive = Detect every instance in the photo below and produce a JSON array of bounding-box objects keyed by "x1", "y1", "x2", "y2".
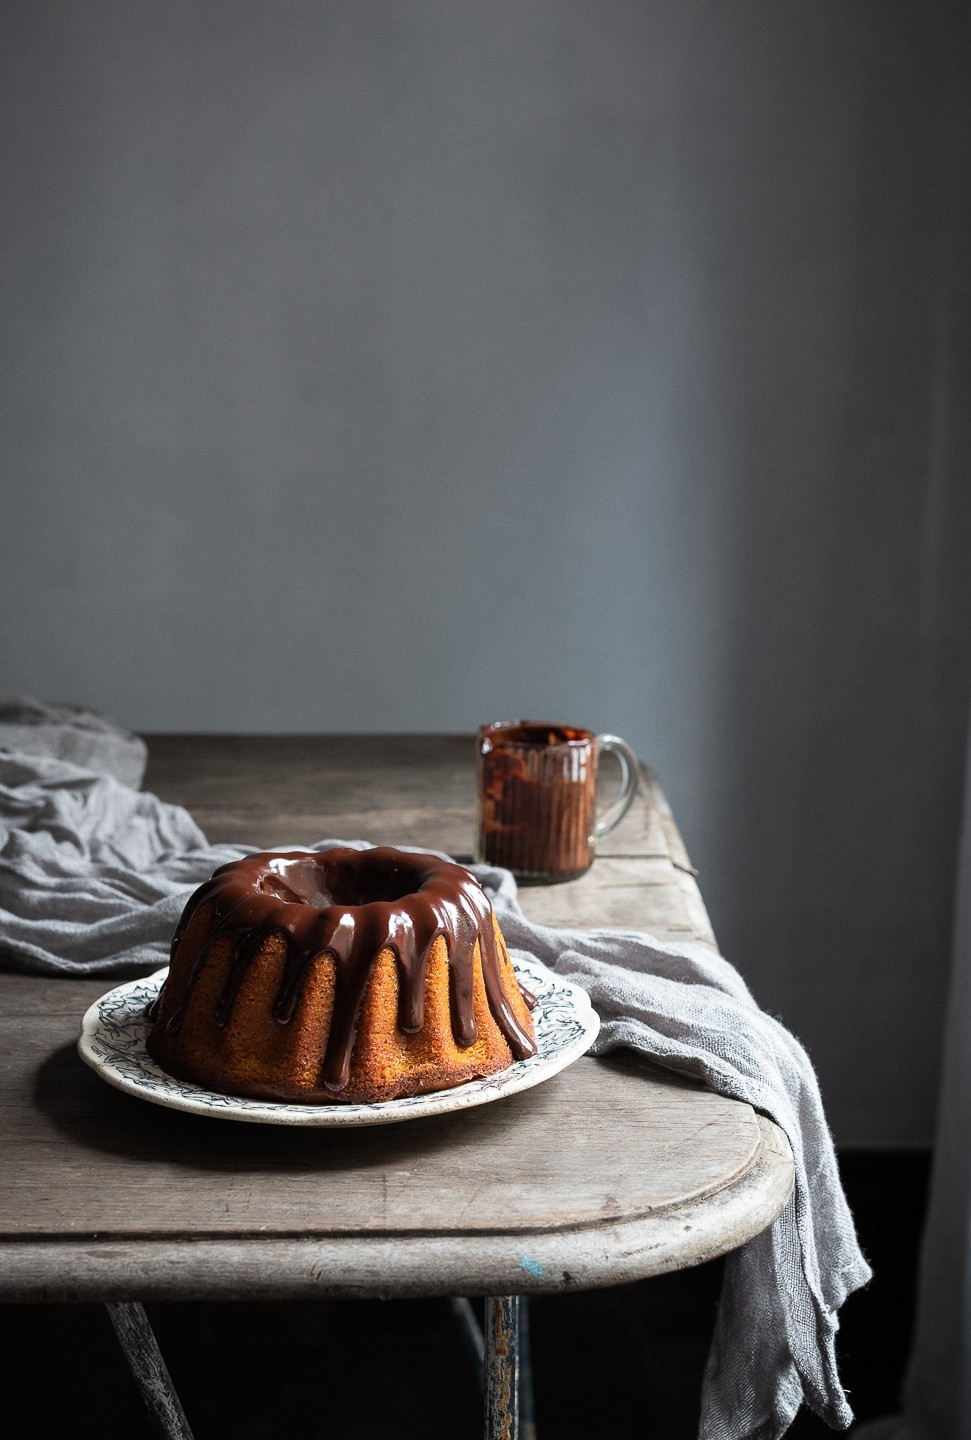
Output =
[
  {"x1": 2, "y1": 986, "x2": 758, "y2": 1238},
  {"x1": 0, "y1": 1116, "x2": 793, "y2": 1303},
  {"x1": 0, "y1": 734, "x2": 791, "y2": 1300},
  {"x1": 142, "y1": 734, "x2": 716, "y2": 948}
]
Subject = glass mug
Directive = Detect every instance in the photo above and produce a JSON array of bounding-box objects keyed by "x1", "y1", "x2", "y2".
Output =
[{"x1": 474, "y1": 721, "x2": 640, "y2": 882}]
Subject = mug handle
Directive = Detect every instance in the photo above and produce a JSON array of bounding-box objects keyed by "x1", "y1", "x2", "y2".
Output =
[{"x1": 593, "y1": 735, "x2": 640, "y2": 842}]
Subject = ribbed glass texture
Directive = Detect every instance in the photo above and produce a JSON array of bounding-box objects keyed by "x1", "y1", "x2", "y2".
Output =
[{"x1": 474, "y1": 723, "x2": 598, "y2": 882}]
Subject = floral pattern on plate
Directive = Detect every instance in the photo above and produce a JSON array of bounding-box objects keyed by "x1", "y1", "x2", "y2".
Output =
[{"x1": 77, "y1": 956, "x2": 599, "y2": 1126}]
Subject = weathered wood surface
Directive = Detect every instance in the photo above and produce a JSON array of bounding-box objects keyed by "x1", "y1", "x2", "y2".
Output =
[
  {"x1": 1, "y1": 734, "x2": 791, "y2": 1302},
  {"x1": 142, "y1": 734, "x2": 715, "y2": 948},
  {"x1": 3, "y1": 1004, "x2": 759, "y2": 1236},
  {"x1": 0, "y1": 1116, "x2": 792, "y2": 1303}
]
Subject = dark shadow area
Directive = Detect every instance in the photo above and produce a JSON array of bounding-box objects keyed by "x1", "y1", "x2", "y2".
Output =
[
  {"x1": 1, "y1": 1151, "x2": 929, "y2": 1438},
  {"x1": 698, "y1": 3, "x2": 971, "y2": 1151},
  {"x1": 34, "y1": 1039, "x2": 542, "y2": 1179}
]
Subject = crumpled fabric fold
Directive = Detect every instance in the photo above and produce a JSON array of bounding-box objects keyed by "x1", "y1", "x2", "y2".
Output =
[
  {"x1": 473, "y1": 881, "x2": 871, "y2": 1438},
  {"x1": 0, "y1": 696, "x2": 147, "y2": 788}
]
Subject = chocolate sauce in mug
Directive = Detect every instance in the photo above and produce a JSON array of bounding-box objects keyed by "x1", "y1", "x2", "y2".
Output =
[{"x1": 474, "y1": 722, "x2": 639, "y2": 882}]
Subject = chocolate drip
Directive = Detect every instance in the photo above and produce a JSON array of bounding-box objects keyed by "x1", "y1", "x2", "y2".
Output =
[{"x1": 157, "y1": 847, "x2": 536, "y2": 1094}]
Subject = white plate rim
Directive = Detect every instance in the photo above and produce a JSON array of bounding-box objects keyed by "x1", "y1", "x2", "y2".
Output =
[{"x1": 76, "y1": 956, "x2": 599, "y2": 1127}]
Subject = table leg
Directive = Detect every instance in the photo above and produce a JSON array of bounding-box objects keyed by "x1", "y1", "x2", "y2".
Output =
[
  {"x1": 105, "y1": 1301, "x2": 195, "y2": 1440},
  {"x1": 485, "y1": 1294, "x2": 520, "y2": 1440}
]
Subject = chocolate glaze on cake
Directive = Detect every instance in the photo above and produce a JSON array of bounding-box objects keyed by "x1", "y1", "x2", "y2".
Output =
[{"x1": 151, "y1": 846, "x2": 536, "y2": 1095}]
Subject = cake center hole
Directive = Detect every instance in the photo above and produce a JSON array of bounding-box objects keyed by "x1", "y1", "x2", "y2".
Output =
[{"x1": 259, "y1": 855, "x2": 418, "y2": 908}]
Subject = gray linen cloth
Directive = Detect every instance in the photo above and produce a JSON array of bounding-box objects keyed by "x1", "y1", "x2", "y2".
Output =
[
  {"x1": 0, "y1": 702, "x2": 870, "y2": 1438},
  {"x1": 0, "y1": 697, "x2": 148, "y2": 788}
]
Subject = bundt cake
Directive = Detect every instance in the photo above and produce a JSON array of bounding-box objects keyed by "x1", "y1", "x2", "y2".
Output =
[{"x1": 146, "y1": 846, "x2": 536, "y2": 1104}]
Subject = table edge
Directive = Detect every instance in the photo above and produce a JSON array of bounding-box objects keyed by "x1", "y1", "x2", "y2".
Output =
[{"x1": 0, "y1": 1118, "x2": 793, "y2": 1302}]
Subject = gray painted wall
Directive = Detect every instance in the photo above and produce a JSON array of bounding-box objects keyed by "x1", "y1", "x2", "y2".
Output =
[{"x1": 2, "y1": 1, "x2": 969, "y2": 1145}]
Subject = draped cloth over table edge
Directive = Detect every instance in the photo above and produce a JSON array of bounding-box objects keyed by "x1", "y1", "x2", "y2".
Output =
[{"x1": 0, "y1": 701, "x2": 871, "y2": 1439}]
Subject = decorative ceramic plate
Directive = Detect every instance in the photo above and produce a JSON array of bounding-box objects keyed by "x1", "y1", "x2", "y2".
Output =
[{"x1": 77, "y1": 956, "x2": 599, "y2": 1127}]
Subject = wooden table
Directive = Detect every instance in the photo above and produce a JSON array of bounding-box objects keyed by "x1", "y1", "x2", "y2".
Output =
[{"x1": 0, "y1": 736, "x2": 794, "y2": 1437}]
